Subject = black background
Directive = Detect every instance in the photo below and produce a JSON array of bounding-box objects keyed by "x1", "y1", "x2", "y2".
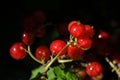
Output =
[{"x1": 0, "y1": 0, "x2": 120, "y2": 80}]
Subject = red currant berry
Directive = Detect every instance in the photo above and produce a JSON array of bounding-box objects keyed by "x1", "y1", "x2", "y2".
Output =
[
  {"x1": 69, "y1": 23, "x2": 85, "y2": 38},
  {"x1": 77, "y1": 38, "x2": 92, "y2": 50},
  {"x1": 9, "y1": 42, "x2": 26, "y2": 60},
  {"x1": 85, "y1": 25, "x2": 95, "y2": 38},
  {"x1": 22, "y1": 31, "x2": 35, "y2": 45},
  {"x1": 86, "y1": 62, "x2": 102, "y2": 77},
  {"x1": 68, "y1": 20, "x2": 80, "y2": 31},
  {"x1": 50, "y1": 40, "x2": 67, "y2": 56},
  {"x1": 67, "y1": 45, "x2": 84, "y2": 59},
  {"x1": 35, "y1": 45, "x2": 51, "y2": 62},
  {"x1": 22, "y1": 31, "x2": 30, "y2": 45},
  {"x1": 98, "y1": 30, "x2": 109, "y2": 40}
]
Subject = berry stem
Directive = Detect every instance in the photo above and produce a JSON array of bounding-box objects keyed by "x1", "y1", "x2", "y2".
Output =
[
  {"x1": 43, "y1": 42, "x2": 70, "y2": 73},
  {"x1": 105, "y1": 57, "x2": 118, "y2": 72},
  {"x1": 58, "y1": 58, "x2": 73, "y2": 63},
  {"x1": 27, "y1": 45, "x2": 44, "y2": 64}
]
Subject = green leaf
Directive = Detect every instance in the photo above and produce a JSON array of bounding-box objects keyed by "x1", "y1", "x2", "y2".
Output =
[
  {"x1": 29, "y1": 65, "x2": 44, "y2": 80},
  {"x1": 47, "y1": 67, "x2": 56, "y2": 80},
  {"x1": 54, "y1": 66, "x2": 65, "y2": 79},
  {"x1": 57, "y1": 77, "x2": 65, "y2": 80},
  {"x1": 65, "y1": 72, "x2": 79, "y2": 80}
]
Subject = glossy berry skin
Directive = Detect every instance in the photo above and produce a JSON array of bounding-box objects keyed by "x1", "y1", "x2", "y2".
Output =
[
  {"x1": 77, "y1": 38, "x2": 92, "y2": 50},
  {"x1": 86, "y1": 62, "x2": 102, "y2": 77},
  {"x1": 10, "y1": 42, "x2": 26, "y2": 60},
  {"x1": 85, "y1": 25, "x2": 95, "y2": 38},
  {"x1": 22, "y1": 31, "x2": 35, "y2": 45},
  {"x1": 67, "y1": 45, "x2": 84, "y2": 59},
  {"x1": 50, "y1": 40, "x2": 67, "y2": 56},
  {"x1": 98, "y1": 31, "x2": 109, "y2": 40},
  {"x1": 68, "y1": 20, "x2": 80, "y2": 31},
  {"x1": 69, "y1": 23, "x2": 85, "y2": 38},
  {"x1": 22, "y1": 31, "x2": 30, "y2": 45},
  {"x1": 35, "y1": 45, "x2": 51, "y2": 62}
]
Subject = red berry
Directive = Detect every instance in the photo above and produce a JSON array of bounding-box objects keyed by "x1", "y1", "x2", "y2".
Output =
[
  {"x1": 85, "y1": 25, "x2": 95, "y2": 38},
  {"x1": 68, "y1": 20, "x2": 80, "y2": 31},
  {"x1": 50, "y1": 40, "x2": 67, "y2": 56},
  {"x1": 22, "y1": 31, "x2": 35, "y2": 45},
  {"x1": 67, "y1": 45, "x2": 84, "y2": 59},
  {"x1": 22, "y1": 31, "x2": 30, "y2": 45},
  {"x1": 98, "y1": 30, "x2": 109, "y2": 40},
  {"x1": 77, "y1": 38, "x2": 92, "y2": 50},
  {"x1": 35, "y1": 45, "x2": 51, "y2": 62},
  {"x1": 69, "y1": 23, "x2": 85, "y2": 38},
  {"x1": 9, "y1": 42, "x2": 26, "y2": 60},
  {"x1": 86, "y1": 62, "x2": 102, "y2": 77}
]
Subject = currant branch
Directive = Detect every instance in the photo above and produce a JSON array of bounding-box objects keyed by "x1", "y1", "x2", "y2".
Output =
[
  {"x1": 105, "y1": 57, "x2": 118, "y2": 72},
  {"x1": 43, "y1": 42, "x2": 70, "y2": 73},
  {"x1": 23, "y1": 45, "x2": 44, "y2": 64},
  {"x1": 105, "y1": 57, "x2": 120, "y2": 79}
]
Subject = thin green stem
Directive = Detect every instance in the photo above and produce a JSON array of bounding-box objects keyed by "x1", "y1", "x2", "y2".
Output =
[
  {"x1": 43, "y1": 43, "x2": 70, "y2": 73},
  {"x1": 58, "y1": 58, "x2": 73, "y2": 63},
  {"x1": 105, "y1": 57, "x2": 118, "y2": 72},
  {"x1": 27, "y1": 45, "x2": 44, "y2": 64}
]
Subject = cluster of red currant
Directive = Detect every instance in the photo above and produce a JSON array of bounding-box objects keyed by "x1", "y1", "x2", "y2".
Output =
[{"x1": 9, "y1": 10, "x2": 120, "y2": 80}]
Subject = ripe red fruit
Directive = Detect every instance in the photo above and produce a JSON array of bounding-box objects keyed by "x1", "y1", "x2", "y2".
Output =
[
  {"x1": 67, "y1": 45, "x2": 84, "y2": 59},
  {"x1": 85, "y1": 25, "x2": 95, "y2": 38},
  {"x1": 69, "y1": 23, "x2": 85, "y2": 38},
  {"x1": 77, "y1": 38, "x2": 92, "y2": 50},
  {"x1": 9, "y1": 42, "x2": 26, "y2": 60},
  {"x1": 22, "y1": 31, "x2": 30, "y2": 45},
  {"x1": 68, "y1": 20, "x2": 80, "y2": 31},
  {"x1": 22, "y1": 31, "x2": 35, "y2": 45},
  {"x1": 98, "y1": 30, "x2": 109, "y2": 40},
  {"x1": 86, "y1": 62, "x2": 102, "y2": 77},
  {"x1": 50, "y1": 40, "x2": 67, "y2": 56},
  {"x1": 35, "y1": 45, "x2": 51, "y2": 62}
]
